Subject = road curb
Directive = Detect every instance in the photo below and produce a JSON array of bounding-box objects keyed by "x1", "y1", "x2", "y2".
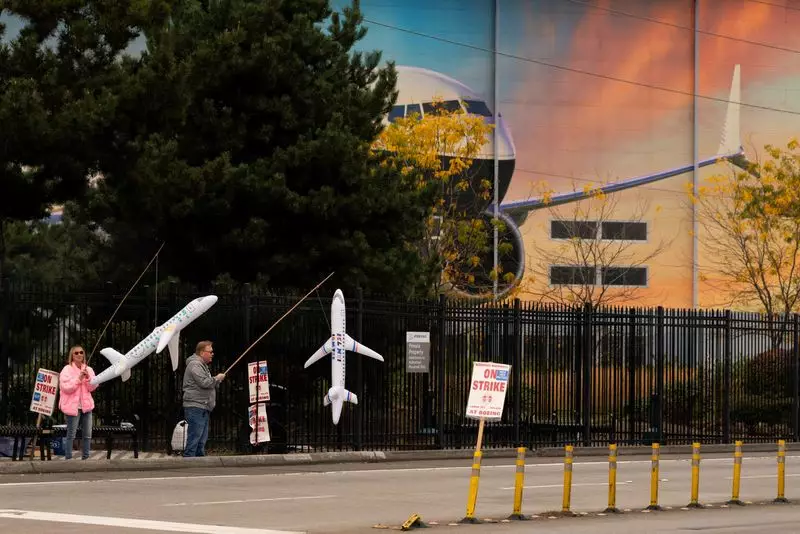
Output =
[{"x1": 0, "y1": 442, "x2": 789, "y2": 475}]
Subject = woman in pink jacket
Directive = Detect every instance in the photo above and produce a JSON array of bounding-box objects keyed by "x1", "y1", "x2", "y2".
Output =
[{"x1": 59, "y1": 345, "x2": 98, "y2": 460}]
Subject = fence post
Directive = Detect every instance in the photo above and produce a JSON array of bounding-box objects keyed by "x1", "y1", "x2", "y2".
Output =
[
  {"x1": 513, "y1": 298, "x2": 522, "y2": 446},
  {"x1": 355, "y1": 286, "x2": 364, "y2": 452},
  {"x1": 723, "y1": 310, "x2": 731, "y2": 444},
  {"x1": 793, "y1": 314, "x2": 799, "y2": 443},
  {"x1": 243, "y1": 282, "x2": 252, "y2": 346},
  {"x1": 142, "y1": 284, "x2": 152, "y2": 452},
  {"x1": 167, "y1": 281, "x2": 178, "y2": 444},
  {"x1": 656, "y1": 306, "x2": 665, "y2": 445},
  {"x1": 628, "y1": 308, "x2": 636, "y2": 445},
  {"x1": 436, "y1": 293, "x2": 446, "y2": 449},
  {"x1": 582, "y1": 302, "x2": 592, "y2": 447},
  {"x1": 0, "y1": 278, "x2": 9, "y2": 425}
]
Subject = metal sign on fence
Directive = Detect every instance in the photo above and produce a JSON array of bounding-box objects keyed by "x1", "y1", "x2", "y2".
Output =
[
  {"x1": 406, "y1": 331, "x2": 430, "y2": 373},
  {"x1": 29, "y1": 368, "x2": 59, "y2": 417}
]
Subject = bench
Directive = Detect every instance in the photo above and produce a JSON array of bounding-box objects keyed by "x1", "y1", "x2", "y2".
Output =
[
  {"x1": 437, "y1": 413, "x2": 618, "y2": 449},
  {"x1": 0, "y1": 425, "x2": 49, "y2": 461},
  {"x1": 0, "y1": 415, "x2": 140, "y2": 461}
]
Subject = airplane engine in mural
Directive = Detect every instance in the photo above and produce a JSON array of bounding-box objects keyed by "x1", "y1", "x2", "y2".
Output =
[{"x1": 384, "y1": 65, "x2": 526, "y2": 298}]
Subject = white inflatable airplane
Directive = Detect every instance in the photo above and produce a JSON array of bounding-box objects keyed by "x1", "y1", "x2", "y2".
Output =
[
  {"x1": 90, "y1": 295, "x2": 219, "y2": 386},
  {"x1": 304, "y1": 289, "x2": 384, "y2": 425}
]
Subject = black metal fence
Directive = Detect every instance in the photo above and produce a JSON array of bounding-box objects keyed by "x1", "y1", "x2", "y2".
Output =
[{"x1": 1, "y1": 280, "x2": 798, "y2": 454}]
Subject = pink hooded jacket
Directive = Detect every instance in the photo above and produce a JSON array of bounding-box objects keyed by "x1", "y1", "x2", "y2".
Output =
[{"x1": 58, "y1": 363, "x2": 98, "y2": 416}]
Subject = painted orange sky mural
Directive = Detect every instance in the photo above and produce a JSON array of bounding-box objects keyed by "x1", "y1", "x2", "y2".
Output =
[{"x1": 340, "y1": 0, "x2": 800, "y2": 308}]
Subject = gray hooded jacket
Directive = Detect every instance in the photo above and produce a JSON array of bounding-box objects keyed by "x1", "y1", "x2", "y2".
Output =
[{"x1": 182, "y1": 354, "x2": 219, "y2": 411}]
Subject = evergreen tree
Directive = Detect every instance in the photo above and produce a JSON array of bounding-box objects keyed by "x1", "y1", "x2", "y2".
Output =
[
  {"x1": 0, "y1": 1, "x2": 171, "y2": 281},
  {"x1": 88, "y1": 0, "x2": 436, "y2": 296}
]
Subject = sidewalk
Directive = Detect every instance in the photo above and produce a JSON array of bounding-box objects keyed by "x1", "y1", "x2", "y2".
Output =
[{"x1": 0, "y1": 441, "x2": 790, "y2": 475}]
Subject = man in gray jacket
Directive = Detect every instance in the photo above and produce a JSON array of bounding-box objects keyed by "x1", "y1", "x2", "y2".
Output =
[{"x1": 182, "y1": 340, "x2": 225, "y2": 457}]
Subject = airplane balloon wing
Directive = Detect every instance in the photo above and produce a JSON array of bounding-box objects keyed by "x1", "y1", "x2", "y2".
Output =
[
  {"x1": 167, "y1": 331, "x2": 181, "y2": 371},
  {"x1": 304, "y1": 339, "x2": 333, "y2": 368},
  {"x1": 156, "y1": 324, "x2": 176, "y2": 354},
  {"x1": 344, "y1": 334, "x2": 384, "y2": 362}
]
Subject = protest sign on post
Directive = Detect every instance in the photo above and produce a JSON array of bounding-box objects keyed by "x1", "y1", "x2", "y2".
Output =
[
  {"x1": 247, "y1": 360, "x2": 270, "y2": 403},
  {"x1": 30, "y1": 369, "x2": 59, "y2": 417},
  {"x1": 28, "y1": 368, "x2": 60, "y2": 460},
  {"x1": 248, "y1": 402, "x2": 270, "y2": 444},
  {"x1": 465, "y1": 361, "x2": 511, "y2": 451},
  {"x1": 460, "y1": 361, "x2": 512, "y2": 523}
]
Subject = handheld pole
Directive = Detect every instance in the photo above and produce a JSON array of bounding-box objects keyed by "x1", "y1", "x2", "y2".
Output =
[
  {"x1": 87, "y1": 242, "x2": 165, "y2": 364},
  {"x1": 727, "y1": 440, "x2": 744, "y2": 505},
  {"x1": 224, "y1": 272, "x2": 334, "y2": 376},
  {"x1": 604, "y1": 443, "x2": 620, "y2": 513},
  {"x1": 461, "y1": 417, "x2": 485, "y2": 524},
  {"x1": 688, "y1": 442, "x2": 703, "y2": 508},
  {"x1": 774, "y1": 439, "x2": 789, "y2": 503},
  {"x1": 647, "y1": 442, "x2": 662, "y2": 511}
]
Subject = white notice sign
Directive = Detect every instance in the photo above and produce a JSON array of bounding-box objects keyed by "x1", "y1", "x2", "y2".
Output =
[
  {"x1": 248, "y1": 402, "x2": 270, "y2": 444},
  {"x1": 465, "y1": 361, "x2": 511, "y2": 421},
  {"x1": 30, "y1": 368, "x2": 59, "y2": 417},
  {"x1": 247, "y1": 360, "x2": 270, "y2": 403}
]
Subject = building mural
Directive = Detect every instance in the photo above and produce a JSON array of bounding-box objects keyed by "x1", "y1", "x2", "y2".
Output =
[{"x1": 338, "y1": 0, "x2": 800, "y2": 309}]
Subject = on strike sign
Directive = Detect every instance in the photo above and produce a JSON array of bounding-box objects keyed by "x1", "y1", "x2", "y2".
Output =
[
  {"x1": 247, "y1": 360, "x2": 270, "y2": 403},
  {"x1": 465, "y1": 361, "x2": 511, "y2": 421},
  {"x1": 30, "y1": 368, "x2": 59, "y2": 417}
]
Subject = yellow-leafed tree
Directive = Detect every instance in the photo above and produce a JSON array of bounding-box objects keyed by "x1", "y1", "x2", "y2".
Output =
[
  {"x1": 373, "y1": 98, "x2": 514, "y2": 297},
  {"x1": 692, "y1": 139, "x2": 800, "y2": 344}
]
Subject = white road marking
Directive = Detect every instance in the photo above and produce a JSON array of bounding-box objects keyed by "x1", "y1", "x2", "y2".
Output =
[
  {"x1": 0, "y1": 509, "x2": 304, "y2": 534},
  {"x1": 500, "y1": 481, "x2": 633, "y2": 490},
  {"x1": 0, "y1": 454, "x2": 794, "y2": 487},
  {"x1": 729, "y1": 474, "x2": 800, "y2": 480},
  {"x1": 164, "y1": 495, "x2": 335, "y2": 507}
]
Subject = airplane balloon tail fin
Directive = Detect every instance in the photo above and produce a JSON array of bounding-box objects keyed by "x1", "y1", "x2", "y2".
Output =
[{"x1": 342, "y1": 389, "x2": 358, "y2": 405}]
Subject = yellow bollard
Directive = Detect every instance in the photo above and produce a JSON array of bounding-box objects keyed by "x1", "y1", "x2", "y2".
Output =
[
  {"x1": 727, "y1": 441, "x2": 744, "y2": 506},
  {"x1": 774, "y1": 439, "x2": 789, "y2": 504},
  {"x1": 604, "y1": 443, "x2": 621, "y2": 513},
  {"x1": 461, "y1": 450, "x2": 483, "y2": 523},
  {"x1": 562, "y1": 445, "x2": 574, "y2": 515},
  {"x1": 646, "y1": 442, "x2": 662, "y2": 511},
  {"x1": 507, "y1": 447, "x2": 530, "y2": 520},
  {"x1": 688, "y1": 442, "x2": 703, "y2": 508}
]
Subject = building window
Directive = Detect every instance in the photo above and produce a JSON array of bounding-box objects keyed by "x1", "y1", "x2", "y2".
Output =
[
  {"x1": 601, "y1": 222, "x2": 647, "y2": 241},
  {"x1": 550, "y1": 220, "x2": 647, "y2": 241},
  {"x1": 388, "y1": 105, "x2": 405, "y2": 123},
  {"x1": 550, "y1": 266, "x2": 648, "y2": 287},
  {"x1": 551, "y1": 221, "x2": 597, "y2": 239},
  {"x1": 550, "y1": 266, "x2": 596, "y2": 285},
  {"x1": 602, "y1": 267, "x2": 647, "y2": 286}
]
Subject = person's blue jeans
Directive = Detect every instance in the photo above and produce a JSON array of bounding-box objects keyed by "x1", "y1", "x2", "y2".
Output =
[
  {"x1": 183, "y1": 407, "x2": 210, "y2": 457},
  {"x1": 65, "y1": 410, "x2": 93, "y2": 460}
]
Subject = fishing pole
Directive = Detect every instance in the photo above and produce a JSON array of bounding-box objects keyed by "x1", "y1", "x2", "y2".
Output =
[
  {"x1": 222, "y1": 271, "x2": 335, "y2": 376},
  {"x1": 87, "y1": 242, "x2": 166, "y2": 364}
]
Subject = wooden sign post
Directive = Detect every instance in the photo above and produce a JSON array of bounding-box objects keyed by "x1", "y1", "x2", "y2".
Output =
[{"x1": 460, "y1": 361, "x2": 511, "y2": 524}]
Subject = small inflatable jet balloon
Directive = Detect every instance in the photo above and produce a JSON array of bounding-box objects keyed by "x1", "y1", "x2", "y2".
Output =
[
  {"x1": 90, "y1": 295, "x2": 218, "y2": 386},
  {"x1": 304, "y1": 289, "x2": 384, "y2": 424}
]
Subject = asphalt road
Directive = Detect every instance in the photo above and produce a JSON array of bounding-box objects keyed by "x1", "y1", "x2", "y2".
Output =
[{"x1": 0, "y1": 453, "x2": 799, "y2": 533}]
